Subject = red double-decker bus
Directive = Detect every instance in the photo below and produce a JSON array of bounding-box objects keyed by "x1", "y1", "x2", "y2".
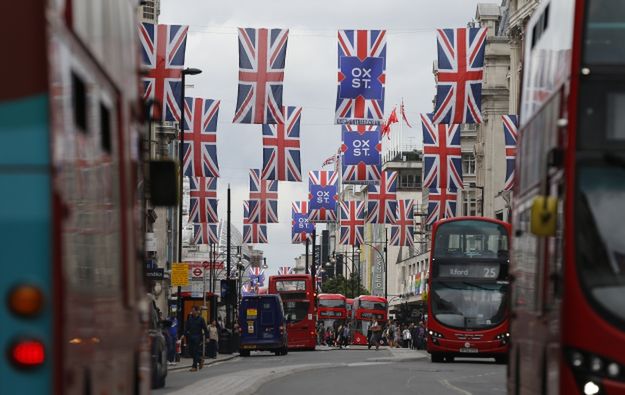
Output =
[
  {"x1": 268, "y1": 274, "x2": 316, "y2": 350},
  {"x1": 509, "y1": 0, "x2": 625, "y2": 393},
  {"x1": 426, "y1": 217, "x2": 511, "y2": 363},
  {"x1": 317, "y1": 294, "x2": 347, "y2": 329},
  {"x1": 352, "y1": 296, "x2": 388, "y2": 345}
]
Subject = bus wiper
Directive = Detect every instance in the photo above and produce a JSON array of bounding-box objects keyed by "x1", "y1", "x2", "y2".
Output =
[{"x1": 604, "y1": 153, "x2": 625, "y2": 169}]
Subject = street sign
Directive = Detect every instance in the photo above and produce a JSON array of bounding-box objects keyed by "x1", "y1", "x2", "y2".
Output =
[
  {"x1": 187, "y1": 261, "x2": 224, "y2": 270},
  {"x1": 191, "y1": 267, "x2": 204, "y2": 279},
  {"x1": 171, "y1": 263, "x2": 189, "y2": 286},
  {"x1": 145, "y1": 268, "x2": 164, "y2": 280}
]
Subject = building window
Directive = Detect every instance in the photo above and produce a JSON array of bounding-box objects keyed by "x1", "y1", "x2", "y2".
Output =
[
  {"x1": 399, "y1": 171, "x2": 421, "y2": 189},
  {"x1": 462, "y1": 153, "x2": 476, "y2": 176},
  {"x1": 463, "y1": 190, "x2": 478, "y2": 216}
]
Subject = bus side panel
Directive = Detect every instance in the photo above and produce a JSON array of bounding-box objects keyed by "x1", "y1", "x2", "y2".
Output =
[{"x1": 0, "y1": 96, "x2": 53, "y2": 393}]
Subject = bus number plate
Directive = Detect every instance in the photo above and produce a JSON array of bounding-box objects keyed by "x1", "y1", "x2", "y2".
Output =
[{"x1": 459, "y1": 347, "x2": 479, "y2": 353}]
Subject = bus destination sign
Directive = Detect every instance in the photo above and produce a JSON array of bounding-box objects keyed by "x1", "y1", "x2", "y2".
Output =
[{"x1": 437, "y1": 263, "x2": 500, "y2": 279}]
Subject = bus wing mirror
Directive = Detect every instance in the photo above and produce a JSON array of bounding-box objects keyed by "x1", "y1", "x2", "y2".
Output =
[
  {"x1": 530, "y1": 196, "x2": 557, "y2": 237},
  {"x1": 149, "y1": 160, "x2": 179, "y2": 207}
]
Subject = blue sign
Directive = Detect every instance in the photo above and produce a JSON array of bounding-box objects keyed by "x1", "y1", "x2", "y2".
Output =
[
  {"x1": 309, "y1": 184, "x2": 337, "y2": 210},
  {"x1": 339, "y1": 56, "x2": 385, "y2": 100}
]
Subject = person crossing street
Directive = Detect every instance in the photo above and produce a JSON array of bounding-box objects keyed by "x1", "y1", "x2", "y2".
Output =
[{"x1": 184, "y1": 306, "x2": 209, "y2": 372}]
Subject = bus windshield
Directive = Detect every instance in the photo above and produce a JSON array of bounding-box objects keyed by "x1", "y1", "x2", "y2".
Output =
[
  {"x1": 434, "y1": 220, "x2": 509, "y2": 260},
  {"x1": 584, "y1": 0, "x2": 625, "y2": 64},
  {"x1": 319, "y1": 299, "x2": 345, "y2": 308},
  {"x1": 360, "y1": 301, "x2": 386, "y2": 311},
  {"x1": 431, "y1": 281, "x2": 507, "y2": 330},
  {"x1": 283, "y1": 300, "x2": 309, "y2": 324},
  {"x1": 576, "y1": 165, "x2": 625, "y2": 325},
  {"x1": 275, "y1": 280, "x2": 307, "y2": 292}
]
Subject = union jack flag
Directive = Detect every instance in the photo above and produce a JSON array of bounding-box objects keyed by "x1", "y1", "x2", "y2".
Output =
[
  {"x1": 390, "y1": 200, "x2": 415, "y2": 247},
  {"x1": 241, "y1": 282, "x2": 255, "y2": 296},
  {"x1": 139, "y1": 23, "x2": 188, "y2": 122},
  {"x1": 308, "y1": 171, "x2": 338, "y2": 222},
  {"x1": 426, "y1": 188, "x2": 458, "y2": 225},
  {"x1": 248, "y1": 169, "x2": 278, "y2": 223},
  {"x1": 249, "y1": 266, "x2": 265, "y2": 286},
  {"x1": 366, "y1": 171, "x2": 398, "y2": 224},
  {"x1": 292, "y1": 201, "x2": 315, "y2": 244},
  {"x1": 182, "y1": 98, "x2": 220, "y2": 178},
  {"x1": 341, "y1": 125, "x2": 382, "y2": 184},
  {"x1": 432, "y1": 27, "x2": 487, "y2": 125},
  {"x1": 189, "y1": 177, "x2": 218, "y2": 223},
  {"x1": 322, "y1": 153, "x2": 339, "y2": 167},
  {"x1": 233, "y1": 28, "x2": 289, "y2": 124},
  {"x1": 336, "y1": 30, "x2": 387, "y2": 125},
  {"x1": 192, "y1": 223, "x2": 218, "y2": 245},
  {"x1": 339, "y1": 201, "x2": 365, "y2": 246},
  {"x1": 502, "y1": 115, "x2": 518, "y2": 191},
  {"x1": 262, "y1": 106, "x2": 302, "y2": 181},
  {"x1": 421, "y1": 114, "x2": 463, "y2": 190},
  {"x1": 278, "y1": 266, "x2": 293, "y2": 275},
  {"x1": 243, "y1": 201, "x2": 269, "y2": 244}
]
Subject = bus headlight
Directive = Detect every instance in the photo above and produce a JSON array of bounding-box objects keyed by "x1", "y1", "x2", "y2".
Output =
[
  {"x1": 566, "y1": 347, "x2": 625, "y2": 394},
  {"x1": 428, "y1": 330, "x2": 444, "y2": 339}
]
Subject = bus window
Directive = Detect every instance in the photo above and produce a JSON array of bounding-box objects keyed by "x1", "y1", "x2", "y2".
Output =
[
  {"x1": 583, "y1": 0, "x2": 625, "y2": 64},
  {"x1": 283, "y1": 301, "x2": 309, "y2": 323},
  {"x1": 275, "y1": 280, "x2": 306, "y2": 292}
]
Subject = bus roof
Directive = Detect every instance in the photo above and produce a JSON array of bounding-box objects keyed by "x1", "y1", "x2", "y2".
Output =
[
  {"x1": 356, "y1": 295, "x2": 387, "y2": 303},
  {"x1": 434, "y1": 216, "x2": 510, "y2": 228},
  {"x1": 318, "y1": 293, "x2": 346, "y2": 300}
]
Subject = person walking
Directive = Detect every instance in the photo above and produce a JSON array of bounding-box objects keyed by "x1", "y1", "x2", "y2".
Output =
[
  {"x1": 409, "y1": 323, "x2": 418, "y2": 350},
  {"x1": 336, "y1": 323, "x2": 344, "y2": 348},
  {"x1": 342, "y1": 324, "x2": 350, "y2": 348},
  {"x1": 402, "y1": 325, "x2": 412, "y2": 348},
  {"x1": 417, "y1": 321, "x2": 426, "y2": 350},
  {"x1": 208, "y1": 320, "x2": 219, "y2": 359},
  {"x1": 394, "y1": 322, "x2": 401, "y2": 348},
  {"x1": 184, "y1": 306, "x2": 208, "y2": 372},
  {"x1": 370, "y1": 320, "x2": 382, "y2": 350}
]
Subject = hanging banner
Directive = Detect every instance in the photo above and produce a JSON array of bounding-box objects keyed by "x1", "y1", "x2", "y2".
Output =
[
  {"x1": 341, "y1": 125, "x2": 382, "y2": 184},
  {"x1": 421, "y1": 114, "x2": 463, "y2": 191},
  {"x1": 502, "y1": 115, "x2": 519, "y2": 191},
  {"x1": 261, "y1": 106, "x2": 303, "y2": 181},
  {"x1": 139, "y1": 23, "x2": 189, "y2": 122},
  {"x1": 308, "y1": 171, "x2": 338, "y2": 222},
  {"x1": 432, "y1": 27, "x2": 487, "y2": 124},
  {"x1": 335, "y1": 29, "x2": 387, "y2": 125},
  {"x1": 426, "y1": 188, "x2": 458, "y2": 225},
  {"x1": 233, "y1": 28, "x2": 289, "y2": 124},
  {"x1": 291, "y1": 201, "x2": 315, "y2": 244},
  {"x1": 182, "y1": 98, "x2": 220, "y2": 178}
]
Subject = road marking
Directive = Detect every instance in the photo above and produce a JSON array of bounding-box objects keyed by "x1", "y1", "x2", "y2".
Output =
[{"x1": 439, "y1": 379, "x2": 473, "y2": 395}]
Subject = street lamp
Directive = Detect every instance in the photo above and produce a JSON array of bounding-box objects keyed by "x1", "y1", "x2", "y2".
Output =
[{"x1": 176, "y1": 67, "x2": 202, "y2": 333}]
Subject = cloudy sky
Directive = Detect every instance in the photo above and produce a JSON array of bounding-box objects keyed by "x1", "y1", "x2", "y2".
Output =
[{"x1": 160, "y1": 0, "x2": 499, "y2": 274}]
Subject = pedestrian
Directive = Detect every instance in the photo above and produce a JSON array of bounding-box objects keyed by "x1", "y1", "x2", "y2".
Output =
[
  {"x1": 208, "y1": 320, "x2": 219, "y2": 359},
  {"x1": 417, "y1": 321, "x2": 426, "y2": 350},
  {"x1": 325, "y1": 327, "x2": 333, "y2": 346},
  {"x1": 409, "y1": 323, "x2": 418, "y2": 350},
  {"x1": 184, "y1": 306, "x2": 208, "y2": 372},
  {"x1": 342, "y1": 324, "x2": 350, "y2": 348},
  {"x1": 402, "y1": 326, "x2": 412, "y2": 348},
  {"x1": 386, "y1": 322, "x2": 395, "y2": 348},
  {"x1": 370, "y1": 320, "x2": 382, "y2": 350},
  {"x1": 336, "y1": 324, "x2": 344, "y2": 348},
  {"x1": 394, "y1": 322, "x2": 401, "y2": 348}
]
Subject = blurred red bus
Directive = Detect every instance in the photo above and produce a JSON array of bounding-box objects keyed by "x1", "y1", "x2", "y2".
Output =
[
  {"x1": 268, "y1": 275, "x2": 316, "y2": 350},
  {"x1": 317, "y1": 294, "x2": 347, "y2": 329},
  {"x1": 352, "y1": 296, "x2": 388, "y2": 345}
]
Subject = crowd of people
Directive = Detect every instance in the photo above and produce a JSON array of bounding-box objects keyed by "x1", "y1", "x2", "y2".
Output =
[{"x1": 316, "y1": 319, "x2": 427, "y2": 350}]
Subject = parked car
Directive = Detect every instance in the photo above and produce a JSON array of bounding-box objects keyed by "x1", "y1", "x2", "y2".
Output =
[{"x1": 238, "y1": 294, "x2": 288, "y2": 356}]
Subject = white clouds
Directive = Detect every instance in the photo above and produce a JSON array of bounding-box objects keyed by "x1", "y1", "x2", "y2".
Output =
[{"x1": 160, "y1": 0, "x2": 499, "y2": 274}]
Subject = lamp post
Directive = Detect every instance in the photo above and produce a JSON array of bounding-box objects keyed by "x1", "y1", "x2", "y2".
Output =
[
  {"x1": 328, "y1": 252, "x2": 356, "y2": 298},
  {"x1": 176, "y1": 67, "x2": 202, "y2": 334}
]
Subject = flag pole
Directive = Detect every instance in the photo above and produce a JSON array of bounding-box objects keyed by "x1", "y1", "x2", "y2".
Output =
[{"x1": 400, "y1": 98, "x2": 404, "y2": 156}]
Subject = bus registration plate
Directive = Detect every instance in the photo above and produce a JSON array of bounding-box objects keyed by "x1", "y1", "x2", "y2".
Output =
[{"x1": 459, "y1": 347, "x2": 479, "y2": 353}]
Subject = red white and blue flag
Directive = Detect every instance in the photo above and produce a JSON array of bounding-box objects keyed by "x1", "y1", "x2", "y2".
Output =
[
  {"x1": 241, "y1": 282, "x2": 256, "y2": 296},
  {"x1": 366, "y1": 170, "x2": 398, "y2": 224},
  {"x1": 248, "y1": 169, "x2": 278, "y2": 223},
  {"x1": 233, "y1": 28, "x2": 289, "y2": 124},
  {"x1": 262, "y1": 106, "x2": 302, "y2": 181},
  {"x1": 182, "y1": 98, "x2": 220, "y2": 178},
  {"x1": 426, "y1": 188, "x2": 458, "y2": 225},
  {"x1": 192, "y1": 223, "x2": 219, "y2": 245},
  {"x1": 243, "y1": 201, "x2": 269, "y2": 244},
  {"x1": 189, "y1": 177, "x2": 218, "y2": 223},
  {"x1": 421, "y1": 113, "x2": 463, "y2": 190},
  {"x1": 278, "y1": 266, "x2": 293, "y2": 275},
  {"x1": 336, "y1": 29, "x2": 387, "y2": 125},
  {"x1": 432, "y1": 27, "x2": 487, "y2": 125},
  {"x1": 292, "y1": 201, "x2": 315, "y2": 244},
  {"x1": 341, "y1": 125, "x2": 382, "y2": 183},
  {"x1": 390, "y1": 199, "x2": 415, "y2": 247},
  {"x1": 308, "y1": 171, "x2": 338, "y2": 222},
  {"x1": 339, "y1": 200, "x2": 365, "y2": 246},
  {"x1": 249, "y1": 266, "x2": 266, "y2": 286},
  {"x1": 502, "y1": 115, "x2": 518, "y2": 191},
  {"x1": 139, "y1": 23, "x2": 188, "y2": 122}
]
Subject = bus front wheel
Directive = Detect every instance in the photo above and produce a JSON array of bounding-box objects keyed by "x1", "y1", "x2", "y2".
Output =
[{"x1": 431, "y1": 353, "x2": 444, "y2": 363}]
